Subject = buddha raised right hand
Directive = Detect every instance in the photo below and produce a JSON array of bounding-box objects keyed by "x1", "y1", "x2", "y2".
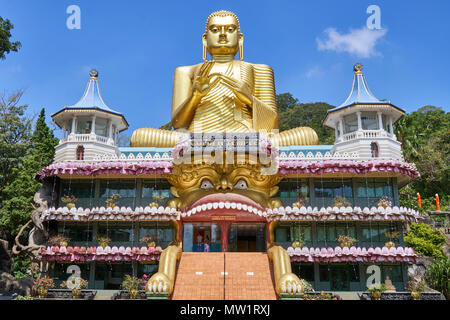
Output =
[{"x1": 191, "y1": 61, "x2": 220, "y2": 101}]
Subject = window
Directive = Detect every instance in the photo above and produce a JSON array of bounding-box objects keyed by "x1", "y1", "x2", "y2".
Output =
[
  {"x1": 292, "y1": 263, "x2": 314, "y2": 282},
  {"x1": 344, "y1": 114, "x2": 358, "y2": 133},
  {"x1": 98, "y1": 223, "x2": 134, "y2": 243},
  {"x1": 60, "y1": 180, "x2": 95, "y2": 208},
  {"x1": 381, "y1": 114, "x2": 390, "y2": 132},
  {"x1": 57, "y1": 224, "x2": 93, "y2": 243},
  {"x1": 76, "y1": 117, "x2": 92, "y2": 134},
  {"x1": 291, "y1": 224, "x2": 312, "y2": 242},
  {"x1": 314, "y1": 179, "x2": 353, "y2": 207},
  {"x1": 355, "y1": 178, "x2": 393, "y2": 207},
  {"x1": 95, "y1": 117, "x2": 108, "y2": 137},
  {"x1": 317, "y1": 223, "x2": 356, "y2": 243},
  {"x1": 361, "y1": 112, "x2": 378, "y2": 130},
  {"x1": 139, "y1": 223, "x2": 174, "y2": 249},
  {"x1": 277, "y1": 179, "x2": 310, "y2": 207},
  {"x1": 137, "y1": 264, "x2": 158, "y2": 278},
  {"x1": 76, "y1": 145, "x2": 84, "y2": 160},
  {"x1": 361, "y1": 223, "x2": 400, "y2": 243},
  {"x1": 382, "y1": 264, "x2": 403, "y2": 282},
  {"x1": 371, "y1": 142, "x2": 379, "y2": 158},
  {"x1": 141, "y1": 179, "x2": 172, "y2": 206},
  {"x1": 99, "y1": 180, "x2": 136, "y2": 207},
  {"x1": 349, "y1": 264, "x2": 360, "y2": 282},
  {"x1": 319, "y1": 264, "x2": 330, "y2": 282}
]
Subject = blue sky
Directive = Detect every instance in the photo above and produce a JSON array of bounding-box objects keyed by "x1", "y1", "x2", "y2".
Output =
[{"x1": 0, "y1": 0, "x2": 449, "y2": 138}]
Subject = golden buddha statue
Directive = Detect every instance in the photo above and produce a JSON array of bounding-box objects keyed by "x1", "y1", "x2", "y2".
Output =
[{"x1": 131, "y1": 10, "x2": 318, "y2": 147}]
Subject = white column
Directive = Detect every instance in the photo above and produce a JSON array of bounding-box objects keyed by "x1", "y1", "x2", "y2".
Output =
[
  {"x1": 334, "y1": 126, "x2": 338, "y2": 140},
  {"x1": 357, "y1": 111, "x2": 362, "y2": 130},
  {"x1": 62, "y1": 122, "x2": 67, "y2": 139},
  {"x1": 71, "y1": 116, "x2": 77, "y2": 134},
  {"x1": 108, "y1": 120, "x2": 113, "y2": 139},
  {"x1": 339, "y1": 117, "x2": 344, "y2": 139},
  {"x1": 91, "y1": 115, "x2": 96, "y2": 134},
  {"x1": 389, "y1": 116, "x2": 393, "y2": 134},
  {"x1": 377, "y1": 111, "x2": 383, "y2": 130}
]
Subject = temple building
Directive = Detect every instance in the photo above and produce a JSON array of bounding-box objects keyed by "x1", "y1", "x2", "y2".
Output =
[
  {"x1": 35, "y1": 65, "x2": 421, "y2": 297},
  {"x1": 32, "y1": 10, "x2": 422, "y2": 299}
]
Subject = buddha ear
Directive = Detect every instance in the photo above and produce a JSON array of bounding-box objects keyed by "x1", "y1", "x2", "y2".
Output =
[
  {"x1": 202, "y1": 34, "x2": 207, "y2": 61},
  {"x1": 239, "y1": 33, "x2": 244, "y2": 61}
]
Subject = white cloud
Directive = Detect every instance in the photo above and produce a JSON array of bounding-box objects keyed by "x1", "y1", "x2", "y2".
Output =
[{"x1": 316, "y1": 27, "x2": 387, "y2": 58}]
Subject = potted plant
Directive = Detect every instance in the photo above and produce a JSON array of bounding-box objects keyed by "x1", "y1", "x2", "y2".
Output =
[
  {"x1": 148, "y1": 202, "x2": 159, "y2": 208},
  {"x1": 291, "y1": 239, "x2": 305, "y2": 248},
  {"x1": 96, "y1": 234, "x2": 111, "y2": 248},
  {"x1": 405, "y1": 279, "x2": 426, "y2": 300},
  {"x1": 61, "y1": 194, "x2": 78, "y2": 209},
  {"x1": 333, "y1": 195, "x2": 352, "y2": 208},
  {"x1": 60, "y1": 278, "x2": 89, "y2": 299},
  {"x1": 122, "y1": 275, "x2": 140, "y2": 299},
  {"x1": 152, "y1": 193, "x2": 166, "y2": 203},
  {"x1": 48, "y1": 234, "x2": 70, "y2": 247},
  {"x1": 366, "y1": 283, "x2": 386, "y2": 300},
  {"x1": 292, "y1": 198, "x2": 307, "y2": 208},
  {"x1": 337, "y1": 235, "x2": 357, "y2": 248},
  {"x1": 33, "y1": 277, "x2": 55, "y2": 299},
  {"x1": 377, "y1": 196, "x2": 392, "y2": 209},
  {"x1": 106, "y1": 193, "x2": 121, "y2": 208},
  {"x1": 300, "y1": 279, "x2": 314, "y2": 293},
  {"x1": 140, "y1": 234, "x2": 156, "y2": 247},
  {"x1": 384, "y1": 230, "x2": 399, "y2": 249}
]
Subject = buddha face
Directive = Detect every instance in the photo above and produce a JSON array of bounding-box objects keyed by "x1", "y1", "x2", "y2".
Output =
[
  {"x1": 165, "y1": 163, "x2": 282, "y2": 210},
  {"x1": 204, "y1": 15, "x2": 242, "y2": 56}
]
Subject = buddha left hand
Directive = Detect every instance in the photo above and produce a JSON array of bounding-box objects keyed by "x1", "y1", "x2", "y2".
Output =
[{"x1": 218, "y1": 74, "x2": 253, "y2": 106}]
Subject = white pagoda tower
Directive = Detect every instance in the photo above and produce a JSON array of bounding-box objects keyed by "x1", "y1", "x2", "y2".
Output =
[
  {"x1": 323, "y1": 64, "x2": 405, "y2": 160},
  {"x1": 51, "y1": 70, "x2": 128, "y2": 162}
]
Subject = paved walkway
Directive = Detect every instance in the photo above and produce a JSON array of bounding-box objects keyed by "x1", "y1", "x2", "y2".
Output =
[{"x1": 172, "y1": 252, "x2": 277, "y2": 300}]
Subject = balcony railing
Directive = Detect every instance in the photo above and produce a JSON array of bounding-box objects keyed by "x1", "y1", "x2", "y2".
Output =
[
  {"x1": 59, "y1": 133, "x2": 113, "y2": 145},
  {"x1": 341, "y1": 129, "x2": 394, "y2": 142}
]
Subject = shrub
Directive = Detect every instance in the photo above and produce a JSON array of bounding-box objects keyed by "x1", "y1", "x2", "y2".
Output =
[
  {"x1": 404, "y1": 223, "x2": 445, "y2": 258},
  {"x1": 425, "y1": 257, "x2": 450, "y2": 300}
]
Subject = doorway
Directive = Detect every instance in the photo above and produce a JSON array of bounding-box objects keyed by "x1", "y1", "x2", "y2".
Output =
[
  {"x1": 228, "y1": 224, "x2": 266, "y2": 252},
  {"x1": 330, "y1": 265, "x2": 350, "y2": 291},
  {"x1": 182, "y1": 223, "x2": 222, "y2": 252}
]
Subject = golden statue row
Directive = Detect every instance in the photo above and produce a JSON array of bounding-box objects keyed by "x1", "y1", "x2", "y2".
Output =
[{"x1": 131, "y1": 10, "x2": 319, "y2": 148}]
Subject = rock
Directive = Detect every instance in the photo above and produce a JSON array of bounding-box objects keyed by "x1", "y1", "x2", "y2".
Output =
[
  {"x1": 0, "y1": 239, "x2": 12, "y2": 273},
  {"x1": 0, "y1": 272, "x2": 33, "y2": 296},
  {"x1": 407, "y1": 257, "x2": 433, "y2": 282}
]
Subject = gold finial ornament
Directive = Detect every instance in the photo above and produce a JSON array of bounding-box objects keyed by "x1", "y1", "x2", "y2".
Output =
[
  {"x1": 354, "y1": 63, "x2": 363, "y2": 74},
  {"x1": 130, "y1": 11, "x2": 319, "y2": 147},
  {"x1": 89, "y1": 69, "x2": 98, "y2": 79}
]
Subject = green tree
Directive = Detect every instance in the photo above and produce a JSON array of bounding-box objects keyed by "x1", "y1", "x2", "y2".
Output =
[
  {"x1": 0, "y1": 91, "x2": 32, "y2": 200},
  {"x1": 276, "y1": 93, "x2": 298, "y2": 112},
  {"x1": 395, "y1": 106, "x2": 450, "y2": 199},
  {"x1": 277, "y1": 93, "x2": 335, "y2": 145},
  {"x1": 0, "y1": 17, "x2": 21, "y2": 60},
  {"x1": 425, "y1": 257, "x2": 450, "y2": 299},
  {"x1": 404, "y1": 222, "x2": 446, "y2": 259},
  {"x1": 0, "y1": 108, "x2": 58, "y2": 237}
]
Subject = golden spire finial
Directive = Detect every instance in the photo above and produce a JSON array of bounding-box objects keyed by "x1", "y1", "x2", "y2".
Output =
[
  {"x1": 89, "y1": 69, "x2": 98, "y2": 80},
  {"x1": 353, "y1": 63, "x2": 363, "y2": 74}
]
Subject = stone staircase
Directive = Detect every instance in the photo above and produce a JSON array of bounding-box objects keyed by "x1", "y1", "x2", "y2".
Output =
[{"x1": 172, "y1": 252, "x2": 277, "y2": 300}]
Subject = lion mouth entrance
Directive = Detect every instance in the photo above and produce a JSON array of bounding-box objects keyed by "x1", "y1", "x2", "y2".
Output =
[{"x1": 181, "y1": 193, "x2": 266, "y2": 217}]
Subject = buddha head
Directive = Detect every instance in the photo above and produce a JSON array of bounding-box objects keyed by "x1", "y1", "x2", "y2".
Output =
[
  {"x1": 165, "y1": 163, "x2": 282, "y2": 210},
  {"x1": 203, "y1": 10, "x2": 243, "y2": 61}
]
